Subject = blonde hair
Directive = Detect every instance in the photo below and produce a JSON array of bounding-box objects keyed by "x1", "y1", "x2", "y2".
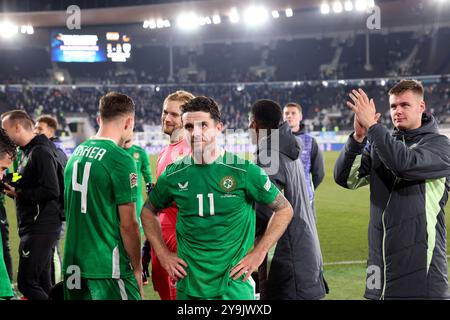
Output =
[{"x1": 163, "y1": 90, "x2": 195, "y2": 106}]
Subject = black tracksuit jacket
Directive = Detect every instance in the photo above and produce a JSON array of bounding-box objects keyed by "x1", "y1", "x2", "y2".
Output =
[
  {"x1": 334, "y1": 114, "x2": 450, "y2": 299},
  {"x1": 15, "y1": 134, "x2": 62, "y2": 236}
]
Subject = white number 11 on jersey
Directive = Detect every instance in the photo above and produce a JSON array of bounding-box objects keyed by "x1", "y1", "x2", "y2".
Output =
[
  {"x1": 72, "y1": 160, "x2": 92, "y2": 214},
  {"x1": 196, "y1": 193, "x2": 215, "y2": 217}
]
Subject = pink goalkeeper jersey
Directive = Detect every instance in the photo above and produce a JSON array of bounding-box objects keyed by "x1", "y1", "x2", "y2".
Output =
[{"x1": 156, "y1": 138, "x2": 191, "y2": 228}]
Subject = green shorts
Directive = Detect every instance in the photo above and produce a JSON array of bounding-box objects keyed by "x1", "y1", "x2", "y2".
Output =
[
  {"x1": 64, "y1": 276, "x2": 140, "y2": 300},
  {"x1": 178, "y1": 277, "x2": 255, "y2": 300}
]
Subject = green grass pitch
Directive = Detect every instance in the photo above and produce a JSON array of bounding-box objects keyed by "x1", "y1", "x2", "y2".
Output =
[{"x1": 4, "y1": 151, "x2": 449, "y2": 300}]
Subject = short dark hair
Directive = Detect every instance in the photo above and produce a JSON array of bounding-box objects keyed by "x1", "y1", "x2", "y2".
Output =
[
  {"x1": 284, "y1": 102, "x2": 302, "y2": 114},
  {"x1": 181, "y1": 96, "x2": 221, "y2": 122},
  {"x1": 389, "y1": 79, "x2": 424, "y2": 98},
  {"x1": 1, "y1": 110, "x2": 34, "y2": 131},
  {"x1": 0, "y1": 127, "x2": 17, "y2": 160},
  {"x1": 36, "y1": 115, "x2": 58, "y2": 131},
  {"x1": 251, "y1": 99, "x2": 282, "y2": 129},
  {"x1": 99, "y1": 92, "x2": 135, "y2": 121}
]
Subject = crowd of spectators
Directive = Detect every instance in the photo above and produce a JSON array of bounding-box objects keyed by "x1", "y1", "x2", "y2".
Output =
[{"x1": 1, "y1": 79, "x2": 449, "y2": 133}]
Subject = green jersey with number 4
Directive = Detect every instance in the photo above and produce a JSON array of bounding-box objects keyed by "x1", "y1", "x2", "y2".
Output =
[
  {"x1": 148, "y1": 151, "x2": 280, "y2": 298},
  {"x1": 63, "y1": 138, "x2": 138, "y2": 279}
]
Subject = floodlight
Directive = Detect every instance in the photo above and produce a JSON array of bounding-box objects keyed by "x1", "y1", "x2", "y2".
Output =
[
  {"x1": 212, "y1": 15, "x2": 221, "y2": 24},
  {"x1": 285, "y1": 8, "x2": 294, "y2": 17},
  {"x1": 244, "y1": 6, "x2": 269, "y2": 26},
  {"x1": 321, "y1": 3, "x2": 331, "y2": 14},
  {"x1": 355, "y1": 0, "x2": 368, "y2": 11},
  {"x1": 333, "y1": 1, "x2": 343, "y2": 13},
  {"x1": 177, "y1": 12, "x2": 199, "y2": 30},
  {"x1": 344, "y1": 0, "x2": 354, "y2": 11},
  {"x1": 156, "y1": 19, "x2": 165, "y2": 29},
  {"x1": 229, "y1": 7, "x2": 240, "y2": 24},
  {"x1": 0, "y1": 22, "x2": 18, "y2": 38},
  {"x1": 149, "y1": 19, "x2": 157, "y2": 29}
]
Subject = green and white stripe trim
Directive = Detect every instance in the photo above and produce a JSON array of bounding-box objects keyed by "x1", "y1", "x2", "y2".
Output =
[
  {"x1": 346, "y1": 155, "x2": 369, "y2": 189},
  {"x1": 425, "y1": 178, "x2": 446, "y2": 273}
]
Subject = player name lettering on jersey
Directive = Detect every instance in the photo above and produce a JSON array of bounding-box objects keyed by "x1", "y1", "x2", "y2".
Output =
[{"x1": 73, "y1": 145, "x2": 107, "y2": 161}]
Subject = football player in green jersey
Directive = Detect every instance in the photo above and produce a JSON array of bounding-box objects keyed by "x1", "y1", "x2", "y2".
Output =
[
  {"x1": 141, "y1": 96, "x2": 294, "y2": 300},
  {"x1": 0, "y1": 127, "x2": 17, "y2": 300},
  {"x1": 123, "y1": 140, "x2": 152, "y2": 232},
  {"x1": 63, "y1": 92, "x2": 143, "y2": 300}
]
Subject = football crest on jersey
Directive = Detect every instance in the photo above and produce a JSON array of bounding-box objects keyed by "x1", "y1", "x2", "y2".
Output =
[
  {"x1": 133, "y1": 152, "x2": 140, "y2": 160},
  {"x1": 130, "y1": 173, "x2": 138, "y2": 188},
  {"x1": 220, "y1": 176, "x2": 236, "y2": 192}
]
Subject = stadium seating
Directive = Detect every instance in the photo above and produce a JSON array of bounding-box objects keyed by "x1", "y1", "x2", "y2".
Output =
[
  {"x1": 2, "y1": 28, "x2": 450, "y2": 85},
  {"x1": 2, "y1": 79, "x2": 449, "y2": 134}
]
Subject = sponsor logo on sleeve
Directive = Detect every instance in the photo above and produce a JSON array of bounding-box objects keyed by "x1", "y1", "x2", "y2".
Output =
[{"x1": 264, "y1": 178, "x2": 271, "y2": 191}]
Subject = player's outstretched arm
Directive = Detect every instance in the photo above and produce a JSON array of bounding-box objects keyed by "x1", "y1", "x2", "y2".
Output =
[
  {"x1": 230, "y1": 193, "x2": 293, "y2": 282},
  {"x1": 141, "y1": 203, "x2": 188, "y2": 280},
  {"x1": 119, "y1": 202, "x2": 144, "y2": 299}
]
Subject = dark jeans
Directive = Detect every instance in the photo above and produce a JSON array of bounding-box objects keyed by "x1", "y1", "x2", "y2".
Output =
[
  {"x1": 17, "y1": 232, "x2": 59, "y2": 300},
  {"x1": 0, "y1": 204, "x2": 12, "y2": 281}
]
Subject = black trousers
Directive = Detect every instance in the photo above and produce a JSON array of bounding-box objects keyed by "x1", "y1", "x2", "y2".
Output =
[
  {"x1": 0, "y1": 204, "x2": 12, "y2": 281},
  {"x1": 17, "y1": 232, "x2": 59, "y2": 300}
]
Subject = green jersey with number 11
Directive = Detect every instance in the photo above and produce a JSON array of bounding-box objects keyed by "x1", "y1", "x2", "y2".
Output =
[
  {"x1": 63, "y1": 138, "x2": 138, "y2": 279},
  {"x1": 148, "y1": 151, "x2": 280, "y2": 298}
]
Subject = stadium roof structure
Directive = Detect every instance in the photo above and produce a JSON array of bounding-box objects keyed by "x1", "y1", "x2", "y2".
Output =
[
  {"x1": 0, "y1": 0, "x2": 448, "y2": 29},
  {"x1": 0, "y1": 0, "x2": 449, "y2": 49},
  {"x1": 0, "y1": 0, "x2": 207, "y2": 12},
  {"x1": 0, "y1": 0, "x2": 313, "y2": 27}
]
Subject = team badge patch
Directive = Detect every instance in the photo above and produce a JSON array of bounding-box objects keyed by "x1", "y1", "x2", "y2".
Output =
[
  {"x1": 264, "y1": 178, "x2": 271, "y2": 191},
  {"x1": 220, "y1": 176, "x2": 236, "y2": 192},
  {"x1": 133, "y1": 152, "x2": 140, "y2": 160},
  {"x1": 130, "y1": 173, "x2": 138, "y2": 188}
]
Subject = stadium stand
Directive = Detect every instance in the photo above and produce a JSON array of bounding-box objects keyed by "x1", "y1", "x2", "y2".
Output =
[
  {"x1": 2, "y1": 27, "x2": 450, "y2": 85},
  {"x1": 2, "y1": 77, "x2": 449, "y2": 135}
]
